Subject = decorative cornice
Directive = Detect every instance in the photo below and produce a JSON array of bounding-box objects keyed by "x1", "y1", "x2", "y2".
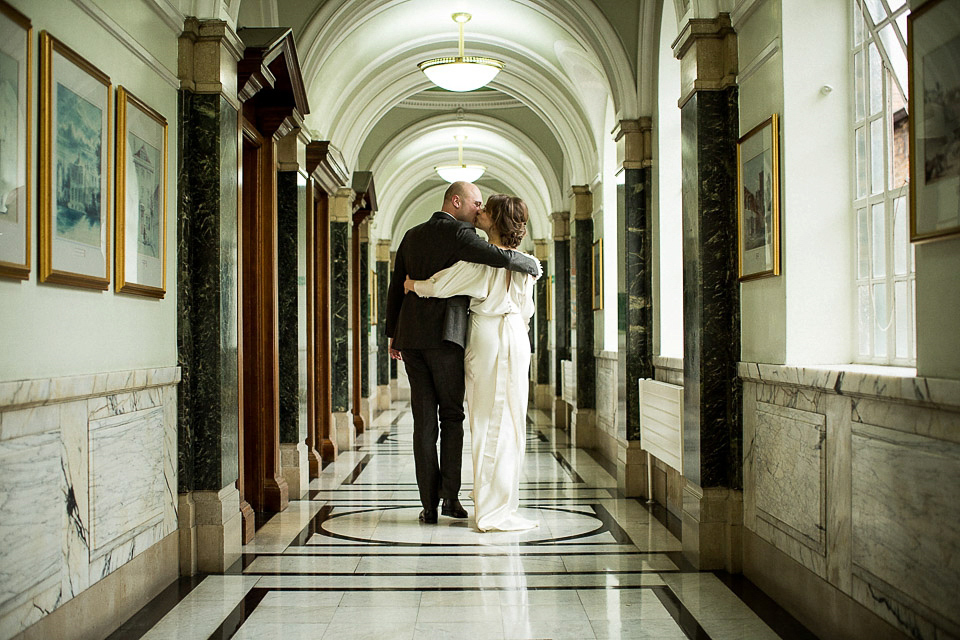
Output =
[
  {"x1": 307, "y1": 141, "x2": 350, "y2": 195},
  {"x1": 613, "y1": 117, "x2": 653, "y2": 169},
  {"x1": 672, "y1": 13, "x2": 738, "y2": 108},
  {"x1": 70, "y1": 0, "x2": 178, "y2": 88},
  {"x1": 398, "y1": 91, "x2": 523, "y2": 111}
]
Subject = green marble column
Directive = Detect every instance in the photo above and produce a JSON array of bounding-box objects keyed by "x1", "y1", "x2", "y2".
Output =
[
  {"x1": 177, "y1": 92, "x2": 240, "y2": 494},
  {"x1": 277, "y1": 171, "x2": 307, "y2": 446}
]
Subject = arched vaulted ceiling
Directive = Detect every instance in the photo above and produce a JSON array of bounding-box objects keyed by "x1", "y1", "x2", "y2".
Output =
[{"x1": 226, "y1": 0, "x2": 653, "y2": 241}]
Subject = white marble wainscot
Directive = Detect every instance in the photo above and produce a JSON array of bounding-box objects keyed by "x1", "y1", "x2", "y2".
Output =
[
  {"x1": 653, "y1": 355, "x2": 684, "y2": 386},
  {"x1": 740, "y1": 362, "x2": 960, "y2": 640},
  {"x1": 0, "y1": 366, "x2": 180, "y2": 640},
  {"x1": 595, "y1": 352, "x2": 618, "y2": 436}
]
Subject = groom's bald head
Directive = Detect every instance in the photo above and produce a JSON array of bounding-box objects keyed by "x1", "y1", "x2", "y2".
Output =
[{"x1": 441, "y1": 181, "x2": 482, "y2": 224}]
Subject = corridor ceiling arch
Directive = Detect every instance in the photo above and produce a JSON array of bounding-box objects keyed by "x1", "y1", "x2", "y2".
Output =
[
  {"x1": 295, "y1": 0, "x2": 639, "y2": 119},
  {"x1": 371, "y1": 149, "x2": 553, "y2": 244},
  {"x1": 301, "y1": 40, "x2": 600, "y2": 183},
  {"x1": 367, "y1": 114, "x2": 564, "y2": 210}
]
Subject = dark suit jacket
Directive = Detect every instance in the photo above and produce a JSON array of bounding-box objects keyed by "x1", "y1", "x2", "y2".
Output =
[{"x1": 386, "y1": 211, "x2": 539, "y2": 350}]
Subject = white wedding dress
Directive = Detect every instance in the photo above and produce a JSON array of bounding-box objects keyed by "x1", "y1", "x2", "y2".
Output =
[{"x1": 414, "y1": 258, "x2": 539, "y2": 532}]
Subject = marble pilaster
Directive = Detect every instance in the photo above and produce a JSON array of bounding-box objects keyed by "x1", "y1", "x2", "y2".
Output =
[
  {"x1": 675, "y1": 14, "x2": 741, "y2": 571},
  {"x1": 359, "y1": 231, "x2": 370, "y2": 400},
  {"x1": 330, "y1": 189, "x2": 353, "y2": 438},
  {"x1": 551, "y1": 212, "x2": 571, "y2": 423},
  {"x1": 534, "y1": 241, "x2": 552, "y2": 410},
  {"x1": 376, "y1": 241, "x2": 391, "y2": 409},
  {"x1": 616, "y1": 120, "x2": 655, "y2": 443},
  {"x1": 390, "y1": 250, "x2": 398, "y2": 385},
  {"x1": 176, "y1": 92, "x2": 240, "y2": 494},
  {"x1": 572, "y1": 189, "x2": 596, "y2": 447}
]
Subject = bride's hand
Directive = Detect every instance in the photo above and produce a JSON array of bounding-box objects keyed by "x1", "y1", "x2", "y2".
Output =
[{"x1": 404, "y1": 275, "x2": 416, "y2": 294}]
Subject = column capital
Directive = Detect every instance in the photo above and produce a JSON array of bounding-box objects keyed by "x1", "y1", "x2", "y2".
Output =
[
  {"x1": 331, "y1": 187, "x2": 356, "y2": 223},
  {"x1": 551, "y1": 211, "x2": 570, "y2": 240},
  {"x1": 534, "y1": 240, "x2": 549, "y2": 261},
  {"x1": 178, "y1": 18, "x2": 243, "y2": 109},
  {"x1": 357, "y1": 220, "x2": 370, "y2": 243},
  {"x1": 671, "y1": 13, "x2": 737, "y2": 108},
  {"x1": 570, "y1": 186, "x2": 593, "y2": 221},
  {"x1": 613, "y1": 118, "x2": 653, "y2": 169},
  {"x1": 376, "y1": 240, "x2": 391, "y2": 262},
  {"x1": 277, "y1": 128, "x2": 311, "y2": 174}
]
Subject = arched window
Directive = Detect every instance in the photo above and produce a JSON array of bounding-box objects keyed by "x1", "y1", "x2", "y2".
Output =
[{"x1": 852, "y1": 0, "x2": 915, "y2": 365}]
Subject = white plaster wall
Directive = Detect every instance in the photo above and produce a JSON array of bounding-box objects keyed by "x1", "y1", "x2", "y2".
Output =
[
  {"x1": 915, "y1": 223, "x2": 960, "y2": 379},
  {"x1": 735, "y1": 0, "x2": 786, "y2": 364},
  {"x1": 652, "y1": 0, "x2": 684, "y2": 359},
  {"x1": 780, "y1": 0, "x2": 853, "y2": 365},
  {"x1": 0, "y1": 0, "x2": 179, "y2": 382}
]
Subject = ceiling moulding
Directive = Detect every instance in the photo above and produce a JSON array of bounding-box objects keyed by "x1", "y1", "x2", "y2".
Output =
[{"x1": 399, "y1": 94, "x2": 523, "y2": 111}]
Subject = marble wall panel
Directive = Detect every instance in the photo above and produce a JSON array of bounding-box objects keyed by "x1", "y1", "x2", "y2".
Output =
[
  {"x1": 60, "y1": 401, "x2": 90, "y2": 600},
  {"x1": 88, "y1": 407, "x2": 165, "y2": 555},
  {"x1": 753, "y1": 402, "x2": 825, "y2": 550},
  {"x1": 851, "y1": 422, "x2": 960, "y2": 632},
  {"x1": 596, "y1": 356, "x2": 617, "y2": 434},
  {"x1": 360, "y1": 240, "x2": 370, "y2": 398},
  {"x1": 0, "y1": 433, "x2": 61, "y2": 618}
]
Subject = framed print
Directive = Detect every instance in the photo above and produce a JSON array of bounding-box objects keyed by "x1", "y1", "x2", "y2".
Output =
[
  {"x1": 370, "y1": 270, "x2": 377, "y2": 325},
  {"x1": 38, "y1": 31, "x2": 111, "y2": 289},
  {"x1": 737, "y1": 114, "x2": 781, "y2": 281},
  {"x1": 908, "y1": 0, "x2": 960, "y2": 243},
  {"x1": 0, "y1": 2, "x2": 31, "y2": 279},
  {"x1": 592, "y1": 238, "x2": 602, "y2": 310},
  {"x1": 116, "y1": 86, "x2": 167, "y2": 297}
]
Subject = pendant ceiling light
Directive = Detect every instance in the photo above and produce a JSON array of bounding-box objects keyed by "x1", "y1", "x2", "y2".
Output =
[
  {"x1": 418, "y1": 13, "x2": 504, "y2": 92},
  {"x1": 436, "y1": 135, "x2": 485, "y2": 183}
]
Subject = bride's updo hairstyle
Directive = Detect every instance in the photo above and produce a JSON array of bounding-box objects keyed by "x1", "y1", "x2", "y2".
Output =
[{"x1": 486, "y1": 194, "x2": 528, "y2": 249}]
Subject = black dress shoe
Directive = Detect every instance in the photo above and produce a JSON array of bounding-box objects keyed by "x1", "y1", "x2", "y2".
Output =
[
  {"x1": 419, "y1": 508, "x2": 438, "y2": 524},
  {"x1": 441, "y1": 498, "x2": 468, "y2": 519}
]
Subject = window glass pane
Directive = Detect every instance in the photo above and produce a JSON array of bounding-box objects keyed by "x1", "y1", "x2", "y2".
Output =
[
  {"x1": 855, "y1": 2, "x2": 865, "y2": 46},
  {"x1": 873, "y1": 282, "x2": 888, "y2": 357},
  {"x1": 895, "y1": 281, "x2": 909, "y2": 358},
  {"x1": 871, "y1": 118, "x2": 885, "y2": 194},
  {"x1": 864, "y1": 0, "x2": 886, "y2": 24},
  {"x1": 858, "y1": 207, "x2": 870, "y2": 278},
  {"x1": 894, "y1": 196, "x2": 907, "y2": 275},
  {"x1": 855, "y1": 51, "x2": 865, "y2": 120},
  {"x1": 888, "y1": 0, "x2": 907, "y2": 11},
  {"x1": 879, "y1": 24, "x2": 908, "y2": 91},
  {"x1": 859, "y1": 285, "x2": 871, "y2": 355},
  {"x1": 872, "y1": 202, "x2": 886, "y2": 277},
  {"x1": 857, "y1": 126, "x2": 868, "y2": 198},
  {"x1": 869, "y1": 44, "x2": 884, "y2": 115},
  {"x1": 890, "y1": 81, "x2": 909, "y2": 188}
]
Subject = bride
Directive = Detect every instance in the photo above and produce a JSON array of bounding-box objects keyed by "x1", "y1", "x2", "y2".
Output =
[{"x1": 404, "y1": 194, "x2": 538, "y2": 532}]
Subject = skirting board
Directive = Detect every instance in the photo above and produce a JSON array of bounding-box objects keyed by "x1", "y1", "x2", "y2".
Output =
[
  {"x1": 15, "y1": 532, "x2": 178, "y2": 640},
  {"x1": 743, "y1": 529, "x2": 908, "y2": 640}
]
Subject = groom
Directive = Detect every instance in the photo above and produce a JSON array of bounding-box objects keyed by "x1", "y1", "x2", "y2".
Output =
[{"x1": 385, "y1": 181, "x2": 540, "y2": 524}]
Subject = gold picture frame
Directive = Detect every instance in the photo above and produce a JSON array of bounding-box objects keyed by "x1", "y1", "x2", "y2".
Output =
[
  {"x1": 546, "y1": 273, "x2": 552, "y2": 321},
  {"x1": 908, "y1": 0, "x2": 960, "y2": 243},
  {"x1": 39, "y1": 31, "x2": 112, "y2": 289},
  {"x1": 116, "y1": 86, "x2": 168, "y2": 297},
  {"x1": 0, "y1": 1, "x2": 31, "y2": 279},
  {"x1": 592, "y1": 238, "x2": 603, "y2": 310},
  {"x1": 737, "y1": 114, "x2": 781, "y2": 281}
]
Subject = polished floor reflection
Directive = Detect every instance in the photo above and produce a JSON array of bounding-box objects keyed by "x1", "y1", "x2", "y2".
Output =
[{"x1": 112, "y1": 401, "x2": 815, "y2": 639}]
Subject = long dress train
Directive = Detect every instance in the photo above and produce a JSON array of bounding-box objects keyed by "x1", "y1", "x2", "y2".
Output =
[{"x1": 414, "y1": 259, "x2": 538, "y2": 532}]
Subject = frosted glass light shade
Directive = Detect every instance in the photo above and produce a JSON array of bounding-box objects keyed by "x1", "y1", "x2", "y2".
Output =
[
  {"x1": 435, "y1": 164, "x2": 485, "y2": 183},
  {"x1": 418, "y1": 57, "x2": 503, "y2": 92}
]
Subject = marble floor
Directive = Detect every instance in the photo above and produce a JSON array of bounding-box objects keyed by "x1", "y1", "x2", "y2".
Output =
[{"x1": 110, "y1": 401, "x2": 816, "y2": 639}]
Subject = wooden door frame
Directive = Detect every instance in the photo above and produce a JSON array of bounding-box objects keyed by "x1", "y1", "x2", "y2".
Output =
[
  {"x1": 314, "y1": 189, "x2": 336, "y2": 461},
  {"x1": 240, "y1": 115, "x2": 288, "y2": 515}
]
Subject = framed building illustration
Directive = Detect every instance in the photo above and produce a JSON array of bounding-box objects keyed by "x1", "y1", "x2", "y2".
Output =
[{"x1": 38, "y1": 31, "x2": 112, "y2": 289}]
